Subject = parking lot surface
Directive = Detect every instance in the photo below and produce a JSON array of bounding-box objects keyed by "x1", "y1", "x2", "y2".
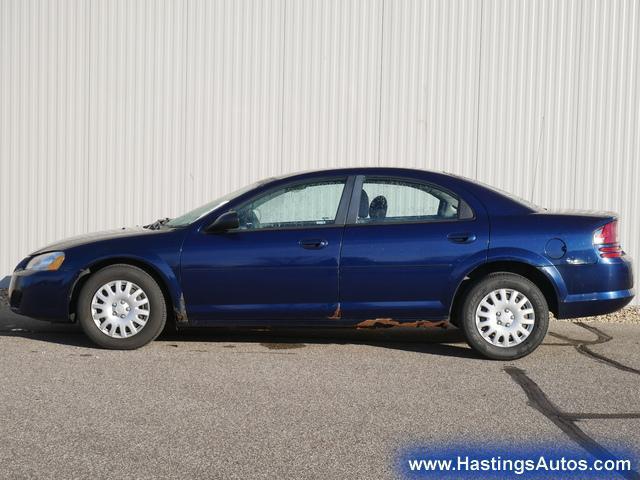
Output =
[{"x1": 1, "y1": 303, "x2": 639, "y2": 479}]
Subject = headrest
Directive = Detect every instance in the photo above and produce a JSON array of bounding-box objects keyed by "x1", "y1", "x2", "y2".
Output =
[
  {"x1": 369, "y1": 195, "x2": 388, "y2": 220},
  {"x1": 358, "y1": 191, "x2": 370, "y2": 218}
]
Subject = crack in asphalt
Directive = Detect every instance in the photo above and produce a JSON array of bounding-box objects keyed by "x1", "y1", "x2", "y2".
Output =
[
  {"x1": 563, "y1": 413, "x2": 640, "y2": 420},
  {"x1": 548, "y1": 323, "x2": 640, "y2": 375},
  {"x1": 506, "y1": 323, "x2": 640, "y2": 479},
  {"x1": 505, "y1": 366, "x2": 640, "y2": 480}
]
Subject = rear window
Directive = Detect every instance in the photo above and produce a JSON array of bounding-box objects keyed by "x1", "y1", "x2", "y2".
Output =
[{"x1": 449, "y1": 174, "x2": 544, "y2": 212}]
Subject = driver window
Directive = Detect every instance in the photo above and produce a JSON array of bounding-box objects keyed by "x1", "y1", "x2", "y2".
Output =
[{"x1": 236, "y1": 179, "x2": 347, "y2": 230}]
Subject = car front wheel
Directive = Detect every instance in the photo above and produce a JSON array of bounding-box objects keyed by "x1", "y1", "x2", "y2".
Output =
[
  {"x1": 460, "y1": 272, "x2": 549, "y2": 360},
  {"x1": 77, "y1": 264, "x2": 167, "y2": 349}
]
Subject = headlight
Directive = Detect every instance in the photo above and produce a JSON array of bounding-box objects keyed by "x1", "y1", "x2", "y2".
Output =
[{"x1": 26, "y1": 252, "x2": 66, "y2": 271}]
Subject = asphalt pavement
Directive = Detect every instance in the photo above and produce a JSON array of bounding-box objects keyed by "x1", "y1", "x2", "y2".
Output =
[{"x1": 1, "y1": 303, "x2": 639, "y2": 479}]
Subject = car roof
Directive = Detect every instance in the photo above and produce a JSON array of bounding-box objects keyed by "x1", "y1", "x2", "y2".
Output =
[
  {"x1": 268, "y1": 166, "x2": 539, "y2": 216},
  {"x1": 275, "y1": 166, "x2": 445, "y2": 179}
]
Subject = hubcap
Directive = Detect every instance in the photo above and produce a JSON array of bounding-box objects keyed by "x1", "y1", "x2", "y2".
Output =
[
  {"x1": 475, "y1": 288, "x2": 535, "y2": 348},
  {"x1": 91, "y1": 280, "x2": 150, "y2": 338}
]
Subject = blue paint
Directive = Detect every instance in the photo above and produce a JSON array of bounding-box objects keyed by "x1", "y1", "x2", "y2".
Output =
[
  {"x1": 545, "y1": 238, "x2": 567, "y2": 259},
  {"x1": 7, "y1": 168, "x2": 634, "y2": 324}
]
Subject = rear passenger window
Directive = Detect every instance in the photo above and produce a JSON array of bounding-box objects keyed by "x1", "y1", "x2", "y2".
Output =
[{"x1": 356, "y1": 178, "x2": 470, "y2": 224}]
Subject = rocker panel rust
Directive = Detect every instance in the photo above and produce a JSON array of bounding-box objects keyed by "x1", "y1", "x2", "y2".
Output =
[
  {"x1": 326, "y1": 303, "x2": 449, "y2": 328},
  {"x1": 174, "y1": 293, "x2": 189, "y2": 324},
  {"x1": 355, "y1": 318, "x2": 449, "y2": 329},
  {"x1": 328, "y1": 305, "x2": 342, "y2": 320}
]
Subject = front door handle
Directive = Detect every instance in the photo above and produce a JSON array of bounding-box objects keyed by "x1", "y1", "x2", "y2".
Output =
[
  {"x1": 447, "y1": 232, "x2": 477, "y2": 244},
  {"x1": 300, "y1": 239, "x2": 329, "y2": 249}
]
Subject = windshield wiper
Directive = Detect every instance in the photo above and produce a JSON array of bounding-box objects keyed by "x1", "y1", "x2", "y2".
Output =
[{"x1": 143, "y1": 217, "x2": 171, "y2": 230}]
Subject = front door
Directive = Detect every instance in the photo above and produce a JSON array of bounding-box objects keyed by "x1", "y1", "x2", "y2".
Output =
[{"x1": 180, "y1": 176, "x2": 352, "y2": 325}]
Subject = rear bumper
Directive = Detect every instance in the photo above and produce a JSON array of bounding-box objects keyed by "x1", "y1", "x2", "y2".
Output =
[
  {"x1": 9, "y1": 268, "x2": 74, "y2": 322},
  {"x1": 542, "y1": 259, "x2": 635, "y2": 319},
  {"x1": 556, "y1": 288, "x2": 635, "y2": 318}
]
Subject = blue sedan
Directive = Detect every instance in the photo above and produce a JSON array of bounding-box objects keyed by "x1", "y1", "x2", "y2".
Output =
[{"x1": 8, "y1": 168, "x2": 634, "y2": 359}]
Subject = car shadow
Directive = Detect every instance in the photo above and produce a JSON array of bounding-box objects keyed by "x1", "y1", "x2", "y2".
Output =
[
  {"x1": 0, "y1": 303, "x2": 478, "y2": 359},
  {"x1": 157, "y1": 325, "x2": 478, "y2": 359}
]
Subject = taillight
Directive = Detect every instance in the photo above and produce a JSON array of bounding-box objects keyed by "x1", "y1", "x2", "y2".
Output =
[{"x1": 593, "y1": 220, "x2": 624, "y2": 258}]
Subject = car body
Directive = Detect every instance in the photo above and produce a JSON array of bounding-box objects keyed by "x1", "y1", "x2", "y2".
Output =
[{"x1": 8, "y1": 168, "x2": 634, "y2": 358}]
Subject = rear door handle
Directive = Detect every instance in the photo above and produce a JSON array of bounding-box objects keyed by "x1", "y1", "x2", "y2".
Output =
[
  {"x1": 447, "y1": 232, "x2": 477, "y2": 244},
  {"x1": 299, "y1": 239, "x2": 329, "y2": 249}
]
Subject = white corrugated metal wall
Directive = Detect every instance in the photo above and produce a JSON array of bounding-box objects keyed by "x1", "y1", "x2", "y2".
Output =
[{"x1": 1, "y1": 0, "x2": 639, "y2": 303}]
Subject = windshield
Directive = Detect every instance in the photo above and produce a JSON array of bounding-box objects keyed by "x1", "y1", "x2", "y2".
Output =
[{"x1": 166, "y1": 180, "x2": 267, "y2": 228}]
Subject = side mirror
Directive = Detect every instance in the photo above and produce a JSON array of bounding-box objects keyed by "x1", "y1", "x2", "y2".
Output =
[{"x1": 205, "y1": 211, "x2": 240, "y2": 233}]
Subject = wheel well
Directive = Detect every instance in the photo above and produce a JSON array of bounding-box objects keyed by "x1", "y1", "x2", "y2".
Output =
[
  {"x1": 69, "y1": 258, "x2": 176, "y2": 326},
  {"x1": 449, "y1": 261, "x2": 559, "y2": 324}
]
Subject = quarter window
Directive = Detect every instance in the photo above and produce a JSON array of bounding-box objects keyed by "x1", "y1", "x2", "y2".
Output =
[
  {"x1": 236, "y1": 179, "x2": 347, "y2": 230},
  {"x1": 356, "y1": 178, "x2": 469, "y2": 224}
]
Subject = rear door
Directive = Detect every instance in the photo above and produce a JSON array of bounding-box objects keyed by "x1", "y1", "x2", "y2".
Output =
[{"x1": 338, "y1": 175, "x2": 489, "y2": 320}]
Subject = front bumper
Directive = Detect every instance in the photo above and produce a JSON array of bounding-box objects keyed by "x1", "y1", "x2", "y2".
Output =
[{"x1": 9, "y1": 268, "x2": 75, "y2": 322}]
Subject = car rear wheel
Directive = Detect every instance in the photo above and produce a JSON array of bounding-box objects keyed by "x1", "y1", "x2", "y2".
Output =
[
  {"x1": 459, "y1": 272, "x2": 549, "y2": 360},
  {"x1": 77, "y1": 264, "x2": 167, "y2": 349}
]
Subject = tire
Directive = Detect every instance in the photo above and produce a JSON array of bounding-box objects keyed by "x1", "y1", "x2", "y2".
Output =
[
  {"x1": 459, "y1": 272, "x2": 549, "y2": 360},
  {"x1": 77, "y1": 264, "x2": 167, "y2": 349}
]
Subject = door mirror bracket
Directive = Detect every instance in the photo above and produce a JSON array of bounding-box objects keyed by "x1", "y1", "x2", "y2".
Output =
[{"x1": 205, "y1": 211, "x2": 240, "y2": 233}]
